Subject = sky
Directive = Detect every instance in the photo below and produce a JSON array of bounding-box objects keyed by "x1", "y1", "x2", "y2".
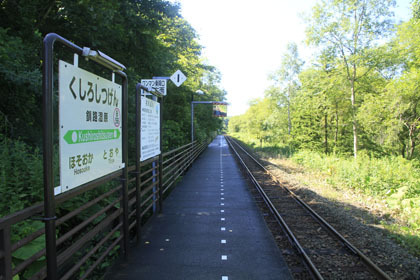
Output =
[{"x1": 171, "y1": 0, "x2": 413, "y2": 116}]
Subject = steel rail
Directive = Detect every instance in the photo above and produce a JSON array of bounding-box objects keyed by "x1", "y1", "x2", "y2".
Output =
[
  {"x1": 224, "y1": 136, "x2": 323, "y2": 279},
  {"x1": 226, "y1": 136, "x2": 392, "y2": 280}
]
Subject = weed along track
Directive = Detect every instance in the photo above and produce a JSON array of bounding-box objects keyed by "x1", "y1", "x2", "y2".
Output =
[{"x1": 225, "y1": 136, "x2": 392, "y2": 280}]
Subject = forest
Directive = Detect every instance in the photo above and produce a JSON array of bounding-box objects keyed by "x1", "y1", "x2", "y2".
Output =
[
  {"x1": 228, "y1": 0, "x2": 420, "y2": 254},
  {"x1": 0, "y1": 0, "x2": 226, "y2": 214}
]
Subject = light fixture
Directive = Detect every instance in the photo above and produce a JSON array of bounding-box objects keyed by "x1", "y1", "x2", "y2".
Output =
[{"x1": 82, "y1": 47, "x2": 126, "y2": 71}]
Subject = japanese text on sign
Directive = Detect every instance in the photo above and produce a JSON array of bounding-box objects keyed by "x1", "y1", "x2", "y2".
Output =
[
  {"x1": 141, "y1": 79, "x2": 167, "y2": 96},
  {"x1": 58, "y1": 60, "x2": 123, "y2": 195},
  {"x1": 140, "y1": 96, "x2": 160, "y2": 161}
]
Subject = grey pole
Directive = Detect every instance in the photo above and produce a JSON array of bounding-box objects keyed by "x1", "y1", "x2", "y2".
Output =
[
  {"x1": 191, "y1": 102, "x2": 194, "y2": 143},
  {"x1": 43, "y1": 32, "x2": 59, "y2": 280}
]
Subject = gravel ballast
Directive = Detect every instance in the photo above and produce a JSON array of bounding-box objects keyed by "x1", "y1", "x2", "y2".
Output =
[{"x1": 261, "y1": 156, "x2": 420, "y2": 280}]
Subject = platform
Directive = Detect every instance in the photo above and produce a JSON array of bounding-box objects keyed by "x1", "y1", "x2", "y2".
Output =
[{"x1": 106, "y1": 136, "x2": 292, "y2": 280}]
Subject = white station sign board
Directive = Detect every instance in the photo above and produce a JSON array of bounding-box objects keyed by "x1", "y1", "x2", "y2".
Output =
[
  {"x1": 58, "y1": 60, "x2": 123, "y2": 195},
  {"x1": 141, "y1": 79, "x2": 167, "y2": 96},
  {"x1": 140, "y1": 96, "x2": 160, "y2": 161}
]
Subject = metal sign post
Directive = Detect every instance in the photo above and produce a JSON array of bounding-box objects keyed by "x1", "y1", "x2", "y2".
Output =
[
  {"x1": 191, "y1": 102, "x2": 194, "y2": 143},
  {"x1": 136, "y1": 83, "x2": 164, "y2": 220},
  {"x1": 134, "y1": 71, "x2": 185, "y2": 218},
  {"x1": 43, "y1": 33, "x2": 129, "y2": 279}
]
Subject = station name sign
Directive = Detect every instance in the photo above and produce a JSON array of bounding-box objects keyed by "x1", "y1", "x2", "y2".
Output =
[
  {"x1": 213, "y1": 102, "x2": 228, "y2": 118},
  {"x1": 58, "y1": 60, "x2": 123, "y2": 194}
]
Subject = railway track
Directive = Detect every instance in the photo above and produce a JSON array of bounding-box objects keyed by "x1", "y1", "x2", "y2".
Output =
[{"x1": 225, "y1": 136, "x2": 392, "y2": 280}]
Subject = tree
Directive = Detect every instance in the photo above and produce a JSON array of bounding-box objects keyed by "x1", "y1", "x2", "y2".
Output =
[
  {"x1": 0, "y1": 0, "x2": 226, "y2": 152},
  {"x1": 268, "y1": 42, "x2": 304, "y2": 135},
  {"x1": 358, "y1": 4, "x2": 420, "y2": 159},
  {"x1": 295, "y1": 61, "x2": 350, "y2": 154},
  {"x1": 306, "y1": 0, "x2": 396, "y2": 158},
  {"x1": 358, "y1": 64, "x2": 420, "y2": 159}
]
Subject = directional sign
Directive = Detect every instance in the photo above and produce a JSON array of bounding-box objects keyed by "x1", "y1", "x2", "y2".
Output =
[
  {"x1": 170, "y1": 70, "x2": 187, "y2": 87},
  {"x1": 213, "y1": 103, "x2": 227, "y2": 118},
  {"x1": 58, "y1": 60, "x2": 123, "y2": 194},
  {"x1": 141, "y1": 79, "x2": 167, "y2": 96}
]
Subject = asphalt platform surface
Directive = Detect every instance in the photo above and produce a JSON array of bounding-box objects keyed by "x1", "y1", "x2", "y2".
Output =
[{"x1": 106, "y1": 135, "x2": 292, "y2": 280}]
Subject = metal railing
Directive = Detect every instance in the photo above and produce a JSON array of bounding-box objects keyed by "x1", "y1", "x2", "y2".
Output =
[{"x1": 0, "y1": 140, "x2": 208, "y2": 280}]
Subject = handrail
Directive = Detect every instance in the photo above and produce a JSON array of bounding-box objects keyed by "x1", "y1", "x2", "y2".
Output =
[{"x1": 0, "y1": 140, "x2": 210, "y2": 280}]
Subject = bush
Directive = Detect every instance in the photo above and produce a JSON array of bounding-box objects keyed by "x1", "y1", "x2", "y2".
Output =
[
  {"x1": 291, "y1": 149, "x2": 420, "y2": 254},
  {"x1": 0, "y1": 134, "x2": 43, "y2": 216},
  {"x1": 291, "y1": 150, "x2": 420, "y2": 199}
]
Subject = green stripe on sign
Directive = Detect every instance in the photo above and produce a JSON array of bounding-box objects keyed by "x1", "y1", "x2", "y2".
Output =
[{"x1": 63, "y1": 129, "x2": 121, "y2": 144}]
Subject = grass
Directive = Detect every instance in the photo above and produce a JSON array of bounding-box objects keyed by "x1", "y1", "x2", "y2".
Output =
[{"x1": 290, "y1": 150, "x2": 420, "y2": 255}]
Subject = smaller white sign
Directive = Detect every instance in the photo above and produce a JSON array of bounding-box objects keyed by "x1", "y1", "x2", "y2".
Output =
[
  {"x1": 170, "y1": 70, "x2": 187, "y2": 87},
  {"x1": 141, "y1": 96, "x2": 160, "y2": 161},
  {"x1": 141, "y1": 79, "x2": 167, "y2": 96}
]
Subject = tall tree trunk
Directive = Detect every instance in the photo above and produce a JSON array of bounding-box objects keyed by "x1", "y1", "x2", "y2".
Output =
[
  {"x1": 324, "y1": 113, "x2": 328, "y2": 154},
  {"x1": 335, "y1": 102, "x2": 339, "y2": 149},
  {"x1": 287, "y1": 87, "x2": 292, "y2": 135},
  {"x1": 350, "y1": 80, "x2": 358, "y2": 158},
  {"x1": 287, "y1": 103, "x2": 291, "y2": 135},
  {"x1": 407, "y1": 137, "x2": 411, "y2": 159},
  {"x1": 410, "y1": 137, "x2": 415, "y2": 159},
  {"x1": 401, "y1": 142, "x2": 406, "y2": 158},
  {"x1": 408, "y1": 125, "x2": 416, "y2": 159}
]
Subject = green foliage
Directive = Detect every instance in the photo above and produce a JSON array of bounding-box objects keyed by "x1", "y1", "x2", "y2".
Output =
[
  {"x1": 305, "y1": 0, "x2": 396, "y2": 158},
  {"x1": 163, "y1": 120, "x2": 186, "y2": 150},
  {"x1": 0, "y1": 135, "x2": 43, "y2": 216},
  {"x1": 227, "y1": 0, "x2": 420, "y2": 257},
  {"x1": 291, "y1": 149, "x2": 420, "y2": 254},
  {"x1": 0, "y1": 0, "x2": 226, "y2": 210},
  {"x1": 228, "y1": 98, "x2": 281, "y2": 147},
  {"x1": 0, "y1": 27, "x2": 42, "y2": 145},
  {"x1": 0, "y1": 1, "x2": 226, "y2": 278},
  {"x1": 0, "y1": 0, "x2": 225, "y2": 155},
  {"x1": 10, "y1": 220, "x2": 46, "y2": 280},
  {"x1": 292, "y1": 150, "x2": 418, "y2": 197}
]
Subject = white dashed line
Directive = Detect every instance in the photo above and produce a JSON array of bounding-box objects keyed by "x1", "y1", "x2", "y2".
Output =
[{"x1": 220, "y1": 139, "x2": 228, "y2": 271}]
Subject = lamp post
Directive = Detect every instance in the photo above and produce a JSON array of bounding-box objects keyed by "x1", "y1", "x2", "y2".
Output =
[{"x1": 191, "y1": 90, "x2": 205, "y2": 143}]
